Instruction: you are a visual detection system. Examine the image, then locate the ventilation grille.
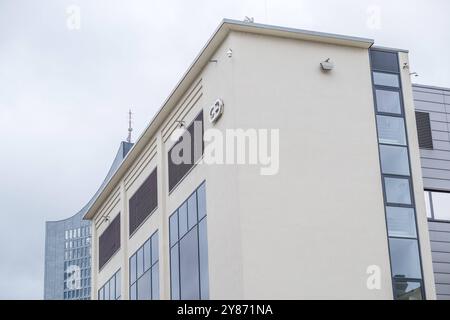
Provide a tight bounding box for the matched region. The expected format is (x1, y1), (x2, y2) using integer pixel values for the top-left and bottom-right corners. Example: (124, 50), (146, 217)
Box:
(415, 111), (433, 149)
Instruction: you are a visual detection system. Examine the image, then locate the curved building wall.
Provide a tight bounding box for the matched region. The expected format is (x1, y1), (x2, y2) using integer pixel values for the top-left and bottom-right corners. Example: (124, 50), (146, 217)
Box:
(44, 141), (133, 300)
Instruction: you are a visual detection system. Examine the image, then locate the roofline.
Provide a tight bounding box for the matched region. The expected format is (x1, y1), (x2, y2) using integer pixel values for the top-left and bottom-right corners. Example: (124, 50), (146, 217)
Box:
(413, 83), (450, 93)
(83, 19), (375, 220)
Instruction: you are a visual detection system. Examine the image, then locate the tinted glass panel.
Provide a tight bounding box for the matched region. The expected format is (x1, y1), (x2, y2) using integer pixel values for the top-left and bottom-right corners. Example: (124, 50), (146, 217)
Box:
(187, 192), (198, 230)
(197, 183), (207, 220)
(179, 227), (200, 299)
(385, 177), (412, 205)
(137, 270), (151, 300)
(376, 89), (401, 114)
(152, 262), (160, 300)
(130, 283), (137, 300)
(386, 206), (417, 238)
(151, 234), (159, 265)
(178, 203), (188, 238)
(115, 272), (121, 299)
(393, 280), (423, 300)
(169, 212), (179, 247)
(379, 145), (410, 176)
(373, 72), (399, 87)
(371, 50), (399, 72)
(199, 218), (209, 299)
(377, 116), (406, 145)
(143, 239), (151, 271)
(137, 248), (144, 278)
(431, 192), (450, 220)
(389, 238), (422, 279)
(130, 255), (136, 284)
(170, 244), (180, 300)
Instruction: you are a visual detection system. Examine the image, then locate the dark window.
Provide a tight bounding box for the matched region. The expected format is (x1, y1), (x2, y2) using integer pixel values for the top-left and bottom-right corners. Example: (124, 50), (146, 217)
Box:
(99, 214), (120, 270)
(170, 182), (209, 300)
(129, 231), (159, 300)
(415, 112), (433, 149)
(129, 168), (158, 235)
(168, 112), (204, 192)
(370, 50), (399, 72)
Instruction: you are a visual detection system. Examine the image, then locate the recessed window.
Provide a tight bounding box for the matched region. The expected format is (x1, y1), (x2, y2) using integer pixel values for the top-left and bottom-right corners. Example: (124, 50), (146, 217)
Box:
(379, 145), (410, 176)
(384, 177), (412, 205)
(373, 72), (399, 88)
(376, 89), (401, 114)
(377, 116), (407, 145)
(389, 238), (422, 279)
(386, 206), (417, 238)
(98, 214), (121, 270)
(370, 50), (399, 73)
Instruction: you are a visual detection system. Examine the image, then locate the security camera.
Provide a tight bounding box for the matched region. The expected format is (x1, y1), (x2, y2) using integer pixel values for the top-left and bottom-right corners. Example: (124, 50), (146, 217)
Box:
(226, 49), (233, 58)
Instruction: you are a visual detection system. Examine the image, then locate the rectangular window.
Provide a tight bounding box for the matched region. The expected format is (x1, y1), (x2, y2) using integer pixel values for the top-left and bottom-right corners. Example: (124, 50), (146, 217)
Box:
(379, 145), (410, 176)
(168, 111), (204, 192)
(170, 182), (209, 300)
(377, 115), (407, 145)
(129, 231), (159, 300)
(430, 191), (450, 221)
(386, 206), (417, 238)
(393, 280), (423, 300)
(98, 270), (121, 300)
(389, 238), (422, 279)
(370, 50), (400, 73)
(384, 177), (412, 205)
(98, 214), (121, 270)
(373, 72), (400, 88)
(415, 112), (433, 149)
(129, 168), (158, 235)
(375, 89), (401, 114)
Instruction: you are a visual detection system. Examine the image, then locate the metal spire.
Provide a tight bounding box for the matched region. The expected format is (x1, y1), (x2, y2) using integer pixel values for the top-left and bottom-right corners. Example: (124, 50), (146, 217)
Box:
(127, 109), (133, 143)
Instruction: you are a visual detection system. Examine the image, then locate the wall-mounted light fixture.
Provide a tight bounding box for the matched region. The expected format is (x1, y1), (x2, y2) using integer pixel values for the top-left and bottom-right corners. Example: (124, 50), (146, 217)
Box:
(320, 58), (334, 71)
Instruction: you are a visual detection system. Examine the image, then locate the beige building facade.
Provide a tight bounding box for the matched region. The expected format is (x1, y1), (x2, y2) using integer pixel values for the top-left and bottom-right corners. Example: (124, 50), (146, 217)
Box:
(84, 20), (436, 300)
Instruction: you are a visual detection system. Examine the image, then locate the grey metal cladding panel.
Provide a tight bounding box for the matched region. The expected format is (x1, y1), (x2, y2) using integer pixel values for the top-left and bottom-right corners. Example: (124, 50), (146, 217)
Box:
(430, 241), (450, 253)
(445, 95), (450, 104)
(432, 251), (450, 263)
(432, 140), (450, 151)
(434, 273), (450, 284)
(428, 112), (448, 122)
(437, 294), (450, 300)
(432, 130), (450, 141)
(421, 158), (450, 171)
(415, 100), (446, 113)
(433, 262), (450, 274)
(413, 91), (445, 104)
(429, 230), (450, 242)
(436, 284), (450, 295)
(429, 221), (450, 232)
(422, 168), (450, 180)
(420, 149), (450, 161)
(430, 121), (449, 132)
(422, 178), (450, 191)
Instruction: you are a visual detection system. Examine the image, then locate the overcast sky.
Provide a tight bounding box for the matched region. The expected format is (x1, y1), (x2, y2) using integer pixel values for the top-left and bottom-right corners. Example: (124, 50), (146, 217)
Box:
(0, 0), (449, 299)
